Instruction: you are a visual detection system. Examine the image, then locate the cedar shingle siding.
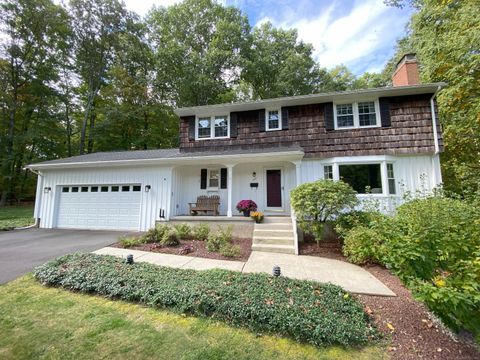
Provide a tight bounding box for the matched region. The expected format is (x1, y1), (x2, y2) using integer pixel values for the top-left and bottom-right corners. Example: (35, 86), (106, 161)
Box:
(179, 94), (442, 158)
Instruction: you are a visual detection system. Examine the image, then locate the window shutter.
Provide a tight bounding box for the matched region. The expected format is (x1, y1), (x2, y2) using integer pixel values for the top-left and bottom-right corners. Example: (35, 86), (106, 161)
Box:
(230, 112), (238, 138)
(200, 169), (207, 189)
(186, 116), (196, 140)
(281, 107), (289, 130)
(258, 109), (266, 132)
(324, 102), (334, 131)
(379, 97), (391, 127)
(220, 168), (227, 189)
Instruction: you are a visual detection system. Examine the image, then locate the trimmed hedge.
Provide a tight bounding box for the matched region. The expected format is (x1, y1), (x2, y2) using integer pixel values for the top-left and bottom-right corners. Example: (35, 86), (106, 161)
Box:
(34, 253), (378, 347)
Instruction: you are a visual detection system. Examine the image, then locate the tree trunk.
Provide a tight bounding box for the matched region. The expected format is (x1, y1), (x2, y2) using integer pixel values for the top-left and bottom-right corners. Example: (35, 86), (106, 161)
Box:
(87, 102), (96, 153)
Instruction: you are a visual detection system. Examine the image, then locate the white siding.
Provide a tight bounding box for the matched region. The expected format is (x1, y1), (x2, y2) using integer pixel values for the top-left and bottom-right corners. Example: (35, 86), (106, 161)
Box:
(36, 165), (172, 231)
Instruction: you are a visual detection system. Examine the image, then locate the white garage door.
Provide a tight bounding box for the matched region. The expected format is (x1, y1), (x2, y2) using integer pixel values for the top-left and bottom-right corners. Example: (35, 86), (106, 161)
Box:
(55, 184), (142, 230)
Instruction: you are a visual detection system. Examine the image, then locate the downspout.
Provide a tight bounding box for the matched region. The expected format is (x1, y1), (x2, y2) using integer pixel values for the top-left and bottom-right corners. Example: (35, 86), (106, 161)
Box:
(430, 85), (442, 155)
(25, 167), (42, 228)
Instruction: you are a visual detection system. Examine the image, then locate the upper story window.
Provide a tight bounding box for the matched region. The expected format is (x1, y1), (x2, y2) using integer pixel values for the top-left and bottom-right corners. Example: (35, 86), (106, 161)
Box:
(334, 100), (379, 129)
(196, 115), (229, 140)
(266, 109), (282, 131)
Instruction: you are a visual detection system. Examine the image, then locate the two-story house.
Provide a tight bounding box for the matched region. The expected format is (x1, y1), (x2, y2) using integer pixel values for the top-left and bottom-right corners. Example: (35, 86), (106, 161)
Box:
(28, 54), (444, 238)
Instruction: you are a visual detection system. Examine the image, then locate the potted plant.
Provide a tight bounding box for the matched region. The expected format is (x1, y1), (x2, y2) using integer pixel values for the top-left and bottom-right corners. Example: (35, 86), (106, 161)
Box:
(250, 211), (264, 223)
(236, 200), (257, 217)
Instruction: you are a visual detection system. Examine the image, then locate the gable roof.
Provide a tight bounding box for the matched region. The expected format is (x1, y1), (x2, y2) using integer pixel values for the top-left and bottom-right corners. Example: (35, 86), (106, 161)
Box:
(175, 83), (445, 117)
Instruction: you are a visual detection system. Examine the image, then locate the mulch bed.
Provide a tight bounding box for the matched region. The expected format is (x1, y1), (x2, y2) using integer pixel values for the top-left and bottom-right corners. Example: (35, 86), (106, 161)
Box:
(300, 237), (480, 360)
(112, 237), (252, 262)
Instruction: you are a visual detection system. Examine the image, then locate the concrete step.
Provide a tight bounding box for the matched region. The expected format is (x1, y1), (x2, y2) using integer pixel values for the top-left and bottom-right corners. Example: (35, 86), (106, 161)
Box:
(253, 237), (294, 245)
(251, 243), (295, 254)
(262, 217), (292, 224)
(254, 223), (293, 230)
(253, 229), (294, 238)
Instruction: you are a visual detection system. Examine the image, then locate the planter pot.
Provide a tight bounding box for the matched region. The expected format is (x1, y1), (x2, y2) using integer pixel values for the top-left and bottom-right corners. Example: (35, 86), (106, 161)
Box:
(243, 210), (250, 217)
(255, 219), (262, 224)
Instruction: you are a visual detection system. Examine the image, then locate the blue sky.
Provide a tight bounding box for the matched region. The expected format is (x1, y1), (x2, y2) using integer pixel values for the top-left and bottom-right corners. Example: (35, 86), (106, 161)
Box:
(123, 0), (414, 75)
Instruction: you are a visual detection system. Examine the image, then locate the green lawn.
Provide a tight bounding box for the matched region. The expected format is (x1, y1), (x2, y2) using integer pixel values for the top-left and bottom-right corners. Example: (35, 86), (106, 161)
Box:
(0, 276), (387, 360)
(0, 205), (34, 230)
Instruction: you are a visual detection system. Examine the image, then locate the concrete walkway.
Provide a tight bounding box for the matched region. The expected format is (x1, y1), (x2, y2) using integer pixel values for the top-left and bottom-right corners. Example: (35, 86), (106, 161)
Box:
(93, 247), (395, 297)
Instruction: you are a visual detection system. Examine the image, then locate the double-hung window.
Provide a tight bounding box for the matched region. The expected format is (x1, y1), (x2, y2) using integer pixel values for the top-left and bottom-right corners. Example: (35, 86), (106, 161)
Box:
(387, 163), (396, 194)
(196, 115), (229, 139)
(266, 109), (282, 131)
(208, 169), (220, 189)
(324, 165), (333, 180)
(335, 100), (379, 129)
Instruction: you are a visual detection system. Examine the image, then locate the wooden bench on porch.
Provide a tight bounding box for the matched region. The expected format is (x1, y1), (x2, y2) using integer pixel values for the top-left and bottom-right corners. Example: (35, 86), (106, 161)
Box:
(189, 195), (220, 216)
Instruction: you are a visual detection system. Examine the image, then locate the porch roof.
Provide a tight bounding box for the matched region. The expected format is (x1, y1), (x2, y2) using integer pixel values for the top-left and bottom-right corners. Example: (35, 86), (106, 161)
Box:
(27, 146), (304, 170)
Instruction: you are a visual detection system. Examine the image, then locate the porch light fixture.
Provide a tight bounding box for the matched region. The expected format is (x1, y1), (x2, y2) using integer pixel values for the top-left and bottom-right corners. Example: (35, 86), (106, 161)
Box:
(252, 172), (257, 179)
(272, 265), (281, 277)
(145, 185), (151, 192)
(43, 186), (51, 194)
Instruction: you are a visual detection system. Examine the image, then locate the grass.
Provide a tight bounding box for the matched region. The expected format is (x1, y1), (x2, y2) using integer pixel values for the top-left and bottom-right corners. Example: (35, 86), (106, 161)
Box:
(0, 275), (387, 360)
(0, 205), (34, 230)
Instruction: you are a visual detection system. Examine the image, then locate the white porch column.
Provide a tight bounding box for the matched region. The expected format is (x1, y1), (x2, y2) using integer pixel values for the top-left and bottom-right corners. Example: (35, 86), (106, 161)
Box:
(293, 161), (302, 186)
(380, 161), (388, 196)
(332, 162), (340, 181)
(226, 164), (234, 217)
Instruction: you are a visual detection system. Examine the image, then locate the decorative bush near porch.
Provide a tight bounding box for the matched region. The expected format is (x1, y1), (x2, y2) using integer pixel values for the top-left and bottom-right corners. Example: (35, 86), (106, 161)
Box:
(34, 253), (379, 347)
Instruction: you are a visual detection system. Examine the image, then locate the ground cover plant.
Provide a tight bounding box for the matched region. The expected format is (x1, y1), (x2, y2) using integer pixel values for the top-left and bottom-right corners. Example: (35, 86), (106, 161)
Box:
(34, 253), (379, 347)
(0, 205), (34, 230)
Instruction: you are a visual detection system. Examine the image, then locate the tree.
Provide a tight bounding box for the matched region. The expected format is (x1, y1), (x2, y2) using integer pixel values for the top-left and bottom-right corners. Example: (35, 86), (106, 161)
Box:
(242, 22), (329, 99)
(291, 180), (358, 245)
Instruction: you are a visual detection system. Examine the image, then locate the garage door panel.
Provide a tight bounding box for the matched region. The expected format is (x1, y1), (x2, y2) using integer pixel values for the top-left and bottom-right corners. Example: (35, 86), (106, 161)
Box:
(56, 184), (141, 230)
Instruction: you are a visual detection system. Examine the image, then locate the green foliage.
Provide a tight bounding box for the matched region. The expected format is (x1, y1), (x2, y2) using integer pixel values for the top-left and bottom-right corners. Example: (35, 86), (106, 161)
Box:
(339, 195), (480, 336)
(141, 224), (170, 243)
(206, 225), (233, 252)
(219, 244), (241, 258)
(291, 180), (358, 243)
(119, 236), (142, 248)
(192, 223), (210, 241)
(160, 227), (179, 246)
(34, 253), (379, 347)
(0, 205), (34, 230)
(173, 223), (192, 240)
(335, 210), (386, 240)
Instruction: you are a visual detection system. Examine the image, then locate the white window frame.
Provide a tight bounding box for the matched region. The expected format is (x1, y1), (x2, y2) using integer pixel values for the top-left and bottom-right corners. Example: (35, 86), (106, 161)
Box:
(207, 168), (220, 190)
(334, 100), (380, 130)
(195, 115), (230, 140)
(265, 109), (282, 131)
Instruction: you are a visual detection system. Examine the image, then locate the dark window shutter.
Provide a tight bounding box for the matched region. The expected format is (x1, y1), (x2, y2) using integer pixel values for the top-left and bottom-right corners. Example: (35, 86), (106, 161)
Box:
(200, 169), (207, 189)
(230, 112), (238, 138)
(258, 109), (266, 132)
(220, 168), (227, 189)
(379, 97), (391, 127)
(281, 107), (289, 130)
(324, 102), (334, 131)
(186, 116), (196, 140)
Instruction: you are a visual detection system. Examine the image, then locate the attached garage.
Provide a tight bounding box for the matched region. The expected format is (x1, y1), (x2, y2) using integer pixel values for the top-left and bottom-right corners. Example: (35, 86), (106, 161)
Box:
(55, 184), (142, 230)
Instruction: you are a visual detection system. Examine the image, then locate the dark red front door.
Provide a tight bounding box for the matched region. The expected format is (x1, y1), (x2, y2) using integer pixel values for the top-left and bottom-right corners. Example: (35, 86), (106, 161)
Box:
(266, 170), (282, 207)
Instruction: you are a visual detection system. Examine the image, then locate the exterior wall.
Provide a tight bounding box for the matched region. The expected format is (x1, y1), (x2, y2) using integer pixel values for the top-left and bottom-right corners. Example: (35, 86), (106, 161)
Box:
(35, 165), (172, 231)
(172, 161), (296, 216)
(179, 94), (442, 157)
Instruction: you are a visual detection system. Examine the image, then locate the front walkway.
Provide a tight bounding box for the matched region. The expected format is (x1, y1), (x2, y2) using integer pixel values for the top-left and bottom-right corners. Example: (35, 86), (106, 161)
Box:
(93, 247), (395, 297)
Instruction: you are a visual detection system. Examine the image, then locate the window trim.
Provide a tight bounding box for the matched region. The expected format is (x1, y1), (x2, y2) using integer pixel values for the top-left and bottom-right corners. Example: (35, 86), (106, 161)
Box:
(195, 115), (230, 140)
(265, 109), (282, 131)
(333, 99), (380, 130)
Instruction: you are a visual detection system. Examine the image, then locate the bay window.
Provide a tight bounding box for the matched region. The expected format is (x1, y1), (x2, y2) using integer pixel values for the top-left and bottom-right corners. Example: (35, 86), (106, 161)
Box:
(339, 164), (382, 194)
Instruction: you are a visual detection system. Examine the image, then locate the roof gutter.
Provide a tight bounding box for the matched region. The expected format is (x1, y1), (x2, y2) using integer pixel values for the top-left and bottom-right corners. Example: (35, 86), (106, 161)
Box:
(430, 85), (443, 154)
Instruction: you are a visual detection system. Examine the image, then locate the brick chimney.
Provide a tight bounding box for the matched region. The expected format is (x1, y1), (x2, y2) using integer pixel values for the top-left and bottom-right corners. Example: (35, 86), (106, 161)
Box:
(392, 53), (420, 86)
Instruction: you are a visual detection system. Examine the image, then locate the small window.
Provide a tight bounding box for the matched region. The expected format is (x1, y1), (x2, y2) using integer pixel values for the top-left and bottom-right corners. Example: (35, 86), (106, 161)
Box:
(91, 186), (98, 192)
(266, 110), (281, 130)
(387, 163), (396, 195)
(358, 101), (377, 126)
(101, 186), (109, 192)
(132, 185), (141, 192)
(209, 169), (219, 188)
(214, 116), (228, 137)
(336, 104), (354, 128)
(122, 185), (130, 192)
(324, 165), (333, 180)
(339, 164), (382, 194)
(197, 117), (211, 139)
(62, 187), (69, 193)
(71, 187), (79, 192)
(81, 186), (88, 192)
(111, 186), (119, 192)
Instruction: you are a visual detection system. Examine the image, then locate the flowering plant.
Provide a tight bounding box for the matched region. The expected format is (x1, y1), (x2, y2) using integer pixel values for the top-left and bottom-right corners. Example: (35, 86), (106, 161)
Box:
(250, 211), (264, 223)
(236, 200), (257, 212)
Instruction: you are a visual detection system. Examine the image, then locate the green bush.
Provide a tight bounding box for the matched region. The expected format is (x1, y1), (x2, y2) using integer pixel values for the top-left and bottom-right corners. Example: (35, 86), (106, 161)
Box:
(342, 226), (387, 265)
(142, 224), (171, 243)
(119, 236), (142, 248)
(173, 223), (192, 240)
(219, 243), (241, 258)
(335, 210), (386, 240)
(291, 180), (358, 244)
(206, 225), (233, 252)
(192, 223), (210, 241)
(33, 253), (379, 347)
(160, 228), (179, 246)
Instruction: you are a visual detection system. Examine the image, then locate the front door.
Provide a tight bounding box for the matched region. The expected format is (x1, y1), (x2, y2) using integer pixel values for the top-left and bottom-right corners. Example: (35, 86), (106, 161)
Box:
(266, 169), (282, 208)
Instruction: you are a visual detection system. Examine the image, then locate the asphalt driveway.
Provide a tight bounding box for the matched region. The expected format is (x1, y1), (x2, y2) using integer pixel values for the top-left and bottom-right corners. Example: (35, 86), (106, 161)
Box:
(0, 228), (131, 284)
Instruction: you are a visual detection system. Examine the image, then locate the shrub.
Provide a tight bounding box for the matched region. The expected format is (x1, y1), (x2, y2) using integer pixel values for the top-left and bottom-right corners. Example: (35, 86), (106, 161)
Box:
(118, 236), (142, 248)
(173, 223), (192, 240)
(335, 210), (385, 240)
(219, 243), (241, 258)
(192, 223), (210, 241)
(291, 180), (358, 244)
(342, 226), (387, 265)
(206, 225), (233, 252)
(160, 228), (179, 246)
(34, 253), (379, 347)
(142, 224), (170, 243)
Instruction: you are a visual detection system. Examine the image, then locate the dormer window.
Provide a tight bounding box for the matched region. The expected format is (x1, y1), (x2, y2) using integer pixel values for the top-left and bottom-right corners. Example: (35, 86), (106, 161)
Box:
(334, 100), (379, 129)
(196, 115), (229, 140)
(266, 109), (282, 131)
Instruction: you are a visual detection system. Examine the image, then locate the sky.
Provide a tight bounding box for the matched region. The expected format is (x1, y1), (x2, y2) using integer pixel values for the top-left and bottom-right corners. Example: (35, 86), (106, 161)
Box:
(122, 0), (414, 75)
